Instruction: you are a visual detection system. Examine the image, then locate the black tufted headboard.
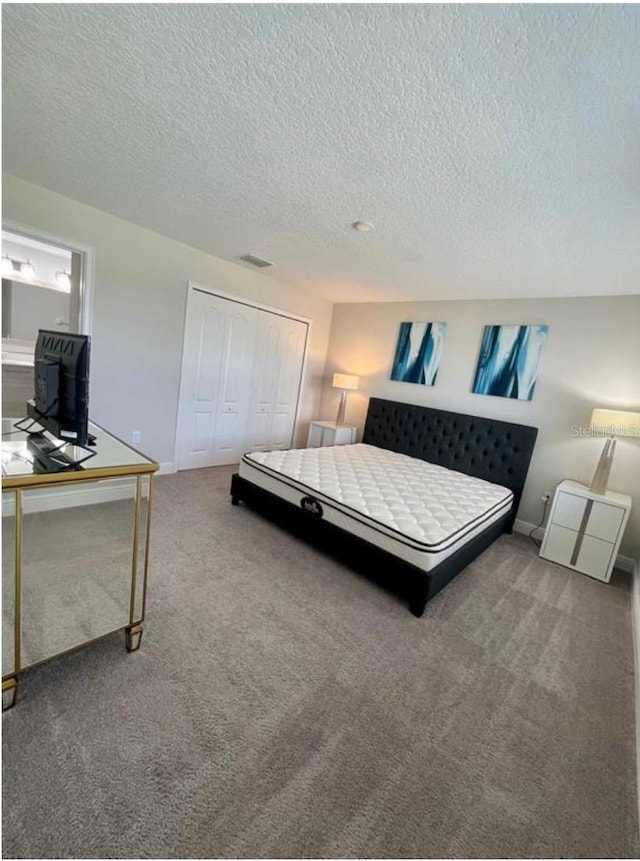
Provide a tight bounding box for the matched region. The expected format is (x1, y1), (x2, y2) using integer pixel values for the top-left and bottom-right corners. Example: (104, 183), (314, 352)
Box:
(362, 398), (538, 517)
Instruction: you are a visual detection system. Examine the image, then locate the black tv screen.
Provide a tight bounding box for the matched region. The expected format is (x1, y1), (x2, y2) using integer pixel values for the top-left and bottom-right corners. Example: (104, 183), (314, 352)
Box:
(27, 330), (91, 446)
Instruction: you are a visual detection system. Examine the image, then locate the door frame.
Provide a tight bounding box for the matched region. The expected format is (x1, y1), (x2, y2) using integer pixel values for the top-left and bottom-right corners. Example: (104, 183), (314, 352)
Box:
(174, 281), (312, 469)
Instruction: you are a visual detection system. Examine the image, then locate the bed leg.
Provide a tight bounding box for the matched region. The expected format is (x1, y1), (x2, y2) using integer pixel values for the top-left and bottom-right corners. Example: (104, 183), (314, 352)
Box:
(409, 588), (428, 618)
(231, 495), (239, 506)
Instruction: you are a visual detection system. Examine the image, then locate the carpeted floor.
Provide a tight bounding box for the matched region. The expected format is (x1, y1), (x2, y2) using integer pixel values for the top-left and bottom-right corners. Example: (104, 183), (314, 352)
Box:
(2, 465), (638, 859)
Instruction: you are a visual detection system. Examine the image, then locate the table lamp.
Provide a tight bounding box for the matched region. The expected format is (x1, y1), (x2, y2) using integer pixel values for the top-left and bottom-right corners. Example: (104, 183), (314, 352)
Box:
(589, 408), (640, 494)
(332, 373), (359, 425)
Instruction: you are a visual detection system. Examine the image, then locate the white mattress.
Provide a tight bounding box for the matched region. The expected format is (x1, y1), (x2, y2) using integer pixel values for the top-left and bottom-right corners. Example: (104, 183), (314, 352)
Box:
(239, 443), (513, 573)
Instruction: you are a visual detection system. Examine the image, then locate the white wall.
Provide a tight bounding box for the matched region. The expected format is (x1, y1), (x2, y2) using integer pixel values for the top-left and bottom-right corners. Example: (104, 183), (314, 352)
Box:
(2, 174), (334, 467)
(322, 296), (640, 557)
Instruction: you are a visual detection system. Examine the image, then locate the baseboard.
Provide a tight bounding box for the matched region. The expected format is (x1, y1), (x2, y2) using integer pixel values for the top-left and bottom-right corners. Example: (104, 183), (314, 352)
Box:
(157, 461), (176, 475)
(615, 554), (636, 574)
(513, 518), (540, 539)
(631, 560), (640, 843)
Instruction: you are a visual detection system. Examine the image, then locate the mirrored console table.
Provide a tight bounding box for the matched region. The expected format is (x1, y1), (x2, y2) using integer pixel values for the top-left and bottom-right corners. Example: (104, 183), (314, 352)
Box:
(2, 419), (158, 710)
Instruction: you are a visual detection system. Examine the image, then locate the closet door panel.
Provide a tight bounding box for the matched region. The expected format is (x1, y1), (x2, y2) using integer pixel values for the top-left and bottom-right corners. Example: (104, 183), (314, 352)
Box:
(177, 292), (256, 468)
(192, 410), (214, 454)
(177, 294), (225, 468)
(210, 306), (256, 464)
(269, 318), (307, 448)
(246, 412), (271, 451)
(252, 319), (279, 409)
(246, 317), (280, 451)
(277, 323), (306, 405)
(191, 308), (222, 452)
(195, 308), (224, 404)
(245, 314), (307, 451)
(178, 287), (307, 468)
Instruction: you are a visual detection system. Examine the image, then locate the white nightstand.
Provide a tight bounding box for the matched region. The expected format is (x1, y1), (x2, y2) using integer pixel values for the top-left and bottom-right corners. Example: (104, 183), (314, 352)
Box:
(539, 480), (631, 582)
(307, 421), (357, 448)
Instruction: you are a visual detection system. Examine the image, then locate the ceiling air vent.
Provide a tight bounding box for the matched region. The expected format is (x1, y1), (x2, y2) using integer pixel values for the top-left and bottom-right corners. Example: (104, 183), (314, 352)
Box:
(238, 253), (273, 268)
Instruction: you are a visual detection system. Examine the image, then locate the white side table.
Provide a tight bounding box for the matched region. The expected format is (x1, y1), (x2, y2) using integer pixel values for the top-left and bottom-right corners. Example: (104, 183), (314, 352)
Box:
(307, 421), (357, 448)
(539, 479), (631, 582)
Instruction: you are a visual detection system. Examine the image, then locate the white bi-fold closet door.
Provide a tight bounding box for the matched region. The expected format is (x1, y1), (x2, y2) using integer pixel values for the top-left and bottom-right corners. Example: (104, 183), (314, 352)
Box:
(176, 285), (308, 470)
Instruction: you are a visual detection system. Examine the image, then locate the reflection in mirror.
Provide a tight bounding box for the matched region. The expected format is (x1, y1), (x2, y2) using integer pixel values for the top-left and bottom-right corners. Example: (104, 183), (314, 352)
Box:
(20, 478), (138, 668)
(2, 279), (71, 340)
(2, 492), (16, 677)
(132, 475), (152, 623)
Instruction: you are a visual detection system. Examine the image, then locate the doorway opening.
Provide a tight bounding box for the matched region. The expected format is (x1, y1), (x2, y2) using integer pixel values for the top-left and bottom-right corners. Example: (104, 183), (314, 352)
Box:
(1, 226), (92, 416)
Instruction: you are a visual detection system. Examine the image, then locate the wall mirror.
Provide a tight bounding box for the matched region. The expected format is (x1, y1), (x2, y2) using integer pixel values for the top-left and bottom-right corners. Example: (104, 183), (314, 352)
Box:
(1, 228), (89, 416)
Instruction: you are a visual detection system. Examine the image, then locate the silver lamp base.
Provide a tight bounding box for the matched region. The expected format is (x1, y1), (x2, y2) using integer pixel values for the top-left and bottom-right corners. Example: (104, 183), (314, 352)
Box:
(590, 437), (616, 495)
(335, 391), (348, 426)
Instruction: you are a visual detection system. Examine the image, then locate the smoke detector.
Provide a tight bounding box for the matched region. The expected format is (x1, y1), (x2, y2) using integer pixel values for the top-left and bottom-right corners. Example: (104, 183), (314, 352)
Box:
(352, 221), (375, 233)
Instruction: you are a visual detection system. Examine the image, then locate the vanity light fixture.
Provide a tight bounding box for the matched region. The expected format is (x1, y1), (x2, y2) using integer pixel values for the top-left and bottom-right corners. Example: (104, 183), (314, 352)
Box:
(19, 260), (35, 280)
(55, 271), (72, 289)
(1, 256), (36, 280)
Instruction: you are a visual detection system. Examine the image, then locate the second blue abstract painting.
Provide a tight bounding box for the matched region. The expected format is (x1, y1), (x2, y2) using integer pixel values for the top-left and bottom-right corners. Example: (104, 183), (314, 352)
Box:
(472, 324), (548, 401)
(390, 321), (447, 385)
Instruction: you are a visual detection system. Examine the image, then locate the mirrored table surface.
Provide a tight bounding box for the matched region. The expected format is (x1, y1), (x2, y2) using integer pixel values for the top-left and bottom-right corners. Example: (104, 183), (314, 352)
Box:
(2, 418), (157, 487)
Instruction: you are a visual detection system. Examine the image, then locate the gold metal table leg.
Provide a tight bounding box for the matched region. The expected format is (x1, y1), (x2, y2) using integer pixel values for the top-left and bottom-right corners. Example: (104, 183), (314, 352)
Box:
(125, 624), (144, 652)
(2, 677), (18, 711)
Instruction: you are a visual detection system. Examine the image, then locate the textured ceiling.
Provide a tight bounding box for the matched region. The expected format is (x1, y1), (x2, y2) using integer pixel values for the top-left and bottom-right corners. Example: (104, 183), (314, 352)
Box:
(3, 4), (639, 303)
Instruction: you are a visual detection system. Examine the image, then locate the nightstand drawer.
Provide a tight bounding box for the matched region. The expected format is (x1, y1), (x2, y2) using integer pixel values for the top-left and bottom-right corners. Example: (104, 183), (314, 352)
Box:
(543, 524), (616, 582)
(553, 492), (625, 541)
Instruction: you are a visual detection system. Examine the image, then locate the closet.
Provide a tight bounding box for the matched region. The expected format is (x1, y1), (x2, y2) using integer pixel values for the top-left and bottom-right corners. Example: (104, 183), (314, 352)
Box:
(176, 285), (308, 469)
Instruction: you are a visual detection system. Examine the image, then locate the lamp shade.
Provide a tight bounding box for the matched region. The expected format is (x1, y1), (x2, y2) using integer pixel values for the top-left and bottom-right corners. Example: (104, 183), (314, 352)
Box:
(332, 373), (359, 391)
(590, 409), (640, 438)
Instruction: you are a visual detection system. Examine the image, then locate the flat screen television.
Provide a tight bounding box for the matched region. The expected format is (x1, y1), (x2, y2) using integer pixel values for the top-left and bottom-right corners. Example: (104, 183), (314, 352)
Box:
(26, 329), (91, 446)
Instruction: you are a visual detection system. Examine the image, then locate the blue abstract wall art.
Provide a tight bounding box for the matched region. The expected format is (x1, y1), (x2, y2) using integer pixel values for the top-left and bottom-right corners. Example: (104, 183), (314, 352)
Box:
(390, 321), (447, 385)
(472, 324), (548, 401)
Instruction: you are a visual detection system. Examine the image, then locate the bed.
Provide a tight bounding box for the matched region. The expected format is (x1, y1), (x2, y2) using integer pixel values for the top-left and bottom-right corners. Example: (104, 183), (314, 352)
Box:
(230, 398), (538, 616)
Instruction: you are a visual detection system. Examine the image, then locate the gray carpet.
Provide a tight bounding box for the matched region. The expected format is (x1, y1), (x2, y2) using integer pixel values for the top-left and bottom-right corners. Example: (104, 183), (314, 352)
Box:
(2, 465), (638, 859)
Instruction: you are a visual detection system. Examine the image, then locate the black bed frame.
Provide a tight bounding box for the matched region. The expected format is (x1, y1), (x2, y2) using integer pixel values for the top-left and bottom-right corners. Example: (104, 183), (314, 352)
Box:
(230, 398), (538, 616)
